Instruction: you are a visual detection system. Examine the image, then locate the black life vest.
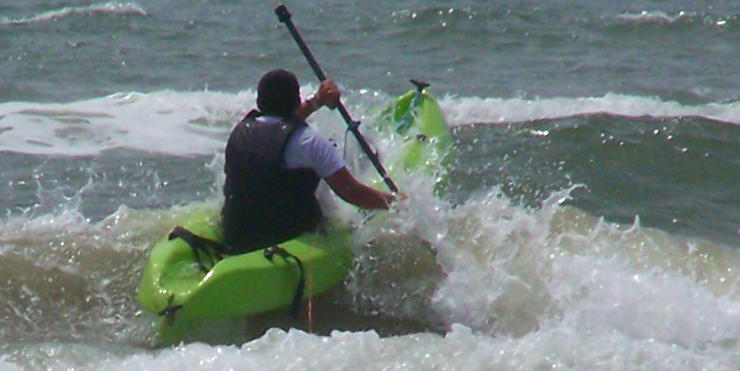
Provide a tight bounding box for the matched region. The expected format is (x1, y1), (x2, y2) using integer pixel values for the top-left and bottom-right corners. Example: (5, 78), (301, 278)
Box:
(221, 110), (322, 253)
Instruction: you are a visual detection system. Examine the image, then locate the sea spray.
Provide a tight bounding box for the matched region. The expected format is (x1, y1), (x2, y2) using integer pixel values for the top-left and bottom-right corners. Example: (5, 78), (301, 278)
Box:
(336, 153), (740, 351)
(0, 173), (222, 348)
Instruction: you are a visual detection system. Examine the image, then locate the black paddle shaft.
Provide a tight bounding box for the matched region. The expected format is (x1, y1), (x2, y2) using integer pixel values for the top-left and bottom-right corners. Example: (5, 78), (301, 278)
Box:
(274, 4), (399, 193)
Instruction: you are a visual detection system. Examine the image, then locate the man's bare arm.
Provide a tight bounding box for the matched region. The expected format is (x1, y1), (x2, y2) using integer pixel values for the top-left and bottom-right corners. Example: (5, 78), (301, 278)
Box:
(325, 167), (395, 210)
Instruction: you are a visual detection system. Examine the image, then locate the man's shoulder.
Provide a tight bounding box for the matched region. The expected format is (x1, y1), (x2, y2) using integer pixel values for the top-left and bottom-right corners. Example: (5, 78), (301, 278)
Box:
(287, 126), (335, 157)
(283, 124), (343, 177)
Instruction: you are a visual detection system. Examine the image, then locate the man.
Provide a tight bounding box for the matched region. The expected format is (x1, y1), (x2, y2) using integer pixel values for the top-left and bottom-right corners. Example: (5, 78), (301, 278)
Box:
(221, 69), (396, 253)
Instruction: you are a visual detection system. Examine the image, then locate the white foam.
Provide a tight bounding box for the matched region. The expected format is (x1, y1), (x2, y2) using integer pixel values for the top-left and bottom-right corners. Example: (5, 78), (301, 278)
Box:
(314, 139), (740, 366)
(426, 189), (740, 338)
(2, 90), (738, 156)
(0, 87), (372, 156)
(1, 2), (147, 26)
(0, 90), (249, 156)
(334, 168), (740, 363)
(614, 10), (695, 25)
(88, 321), (738, 370)
(439, 93), (740, 126)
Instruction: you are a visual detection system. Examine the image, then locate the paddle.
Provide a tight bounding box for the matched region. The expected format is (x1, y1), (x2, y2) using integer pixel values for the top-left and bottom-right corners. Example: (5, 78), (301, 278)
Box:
(273, 3), (399, 194)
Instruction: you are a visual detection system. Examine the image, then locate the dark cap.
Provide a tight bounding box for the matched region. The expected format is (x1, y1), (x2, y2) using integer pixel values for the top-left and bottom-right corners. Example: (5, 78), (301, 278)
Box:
(257, 69), (301, 117)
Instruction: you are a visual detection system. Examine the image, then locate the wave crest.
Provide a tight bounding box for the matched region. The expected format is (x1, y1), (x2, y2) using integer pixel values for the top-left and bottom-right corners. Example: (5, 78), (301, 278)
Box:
(614, 10), (737, 28)
(1, 2), (147, 26)
(439, 93), (740, 127)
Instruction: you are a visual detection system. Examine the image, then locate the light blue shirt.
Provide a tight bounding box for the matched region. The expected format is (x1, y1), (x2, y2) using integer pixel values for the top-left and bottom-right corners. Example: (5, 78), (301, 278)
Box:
(256, 115), (345, 178)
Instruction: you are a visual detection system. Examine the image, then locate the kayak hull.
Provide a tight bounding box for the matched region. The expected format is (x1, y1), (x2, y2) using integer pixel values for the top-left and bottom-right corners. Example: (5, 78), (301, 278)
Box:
(136, 206), (352, 327)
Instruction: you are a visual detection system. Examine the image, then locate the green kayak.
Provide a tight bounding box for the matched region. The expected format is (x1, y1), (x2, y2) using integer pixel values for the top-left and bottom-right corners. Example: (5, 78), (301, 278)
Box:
(136, 82), (451, 344)
(377, 80), (453, 172)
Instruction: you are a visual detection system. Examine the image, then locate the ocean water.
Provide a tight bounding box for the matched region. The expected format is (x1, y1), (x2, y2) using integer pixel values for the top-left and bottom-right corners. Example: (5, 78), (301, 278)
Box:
(1, 0), (739, 369)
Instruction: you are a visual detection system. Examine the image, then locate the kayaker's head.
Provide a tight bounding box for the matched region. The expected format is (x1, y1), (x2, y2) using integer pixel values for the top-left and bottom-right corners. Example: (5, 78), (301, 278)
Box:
(257, 69), (301, 117)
